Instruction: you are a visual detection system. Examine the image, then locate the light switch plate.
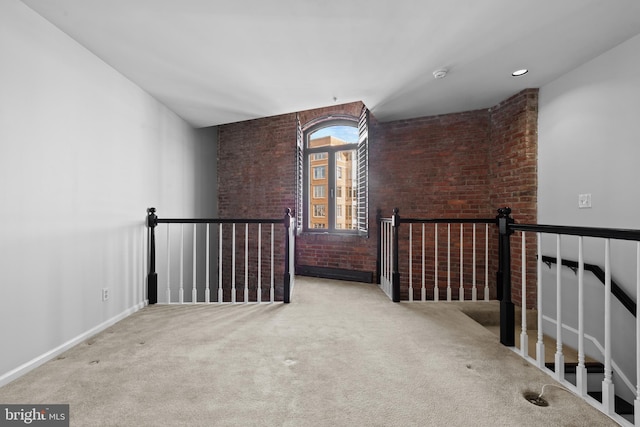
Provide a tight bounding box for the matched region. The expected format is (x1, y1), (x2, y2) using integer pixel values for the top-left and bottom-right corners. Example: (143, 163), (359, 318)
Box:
(578, 193), (592, 209)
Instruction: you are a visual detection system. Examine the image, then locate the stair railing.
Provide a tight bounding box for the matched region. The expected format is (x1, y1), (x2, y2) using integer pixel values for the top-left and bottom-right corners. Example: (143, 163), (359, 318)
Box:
(377, 208), (497, 302)
(146, 207), (295, 304)
(379, 206), (640, 424)
(498, 208), (640, 424)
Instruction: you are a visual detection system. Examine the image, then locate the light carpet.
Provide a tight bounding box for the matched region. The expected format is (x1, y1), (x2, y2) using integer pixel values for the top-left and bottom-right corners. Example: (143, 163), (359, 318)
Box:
(0, 277), (617, 426)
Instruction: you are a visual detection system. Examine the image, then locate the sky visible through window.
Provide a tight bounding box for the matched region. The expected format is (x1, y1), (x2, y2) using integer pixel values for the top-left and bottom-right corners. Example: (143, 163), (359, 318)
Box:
(310, 125), (358, 143)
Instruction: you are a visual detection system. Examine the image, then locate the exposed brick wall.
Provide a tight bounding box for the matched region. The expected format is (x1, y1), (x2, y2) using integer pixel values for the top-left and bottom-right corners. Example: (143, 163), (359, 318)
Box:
(217, 113), (297, 300)
(489, 88), (539, 308)
(218, 113), (297, 218)
(370, 109), (492, 219)
(489, 88), (538, 222)
(371, 109), (498, 300)
(217, 90), (538, 306)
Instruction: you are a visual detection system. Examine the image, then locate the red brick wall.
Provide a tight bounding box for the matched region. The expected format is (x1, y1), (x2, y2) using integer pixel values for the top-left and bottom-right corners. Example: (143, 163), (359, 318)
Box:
(217, 90), (538, 304)
(217, 113), (297, 300)
(218, 112), (297, 218)
(371, 109), (498, 300)
(371, 109), (492, 218)
(489, 88), (539, 307)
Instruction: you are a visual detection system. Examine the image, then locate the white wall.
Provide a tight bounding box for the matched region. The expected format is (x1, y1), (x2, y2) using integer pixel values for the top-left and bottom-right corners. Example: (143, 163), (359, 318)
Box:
(538, 34), (640, 402)
(0, 0), (217, 384)
(539, 34), (640, 229)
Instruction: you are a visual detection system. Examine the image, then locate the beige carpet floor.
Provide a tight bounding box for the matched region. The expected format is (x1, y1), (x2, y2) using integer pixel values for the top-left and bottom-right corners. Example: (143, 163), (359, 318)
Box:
(0, 277), (618, 426)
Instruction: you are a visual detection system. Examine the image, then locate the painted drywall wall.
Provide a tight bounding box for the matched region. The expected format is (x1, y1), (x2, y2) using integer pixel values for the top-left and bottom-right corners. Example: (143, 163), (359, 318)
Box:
(539, 34), (640, 229)
(0, 0), (217, 384)
(538, 34), (640, 402)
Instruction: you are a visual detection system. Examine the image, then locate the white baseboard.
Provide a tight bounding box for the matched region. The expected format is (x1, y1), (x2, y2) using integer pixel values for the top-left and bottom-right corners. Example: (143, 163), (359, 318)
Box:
(0, 302), (145, 388)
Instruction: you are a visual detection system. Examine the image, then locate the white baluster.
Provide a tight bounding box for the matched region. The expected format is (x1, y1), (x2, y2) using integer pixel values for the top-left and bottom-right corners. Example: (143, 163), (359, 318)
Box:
(390, 222), (393, 297)
(459, 224), (464, 301)
(218, 223), (223, 303)
(192, 223), (197, 304)
(179, 224), (184, 304)
(409, 223), (413, 302)
(166, 224), (171, 303)
(520, 232), (528, 358)
(555, 234), (564, 381)
(472, 224), (477, 301)
(232, 223), (236, 304)
(270, 223), (274, 303)
(290, 222), (295, 292)
(536, 232), (545, 369)
(576, 236), (587, 396)
(257, 223), (262, 304)
(421, 224), (426, 301)
(244, 223), (249, 304)
(381, 222), (385, 294)
(635, 241), (640, 423)
(289, 221), (295, 293)
(380, 222), (385, 292)
(447, 223), (451, 301)
(434, 223), (439, 302)
(205, 223), (210, 303)
(387, 222), (392, 297)
(484, 223), (489, 301)
(602, 238), (615, 414)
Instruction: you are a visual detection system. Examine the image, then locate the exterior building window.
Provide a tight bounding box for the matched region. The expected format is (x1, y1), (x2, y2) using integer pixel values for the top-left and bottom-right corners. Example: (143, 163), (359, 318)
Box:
(313, 185), (326, 198)
(313, 166), (326, 179)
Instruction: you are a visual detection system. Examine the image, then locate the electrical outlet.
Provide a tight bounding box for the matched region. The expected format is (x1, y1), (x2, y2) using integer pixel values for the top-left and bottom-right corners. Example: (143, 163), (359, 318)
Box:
(102, 288), (109, 301)
(578, 193), (592, 209)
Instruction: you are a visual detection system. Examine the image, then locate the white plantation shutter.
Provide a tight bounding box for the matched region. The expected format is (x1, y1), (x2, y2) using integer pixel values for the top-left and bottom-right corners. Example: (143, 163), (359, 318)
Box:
(296, 114), (303, 232)
(357, 106), (369, 235)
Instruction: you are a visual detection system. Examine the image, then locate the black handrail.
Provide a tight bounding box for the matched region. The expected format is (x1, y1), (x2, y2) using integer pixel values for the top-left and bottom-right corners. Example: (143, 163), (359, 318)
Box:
(156, 218), (284, 224)
(540, 255), (636, 317)
(512, 223), (640, 242)
(400, 218), (497, 225)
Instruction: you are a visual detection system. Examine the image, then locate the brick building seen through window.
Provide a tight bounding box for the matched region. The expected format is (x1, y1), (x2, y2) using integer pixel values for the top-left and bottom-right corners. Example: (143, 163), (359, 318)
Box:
(307, 132), (358, 230)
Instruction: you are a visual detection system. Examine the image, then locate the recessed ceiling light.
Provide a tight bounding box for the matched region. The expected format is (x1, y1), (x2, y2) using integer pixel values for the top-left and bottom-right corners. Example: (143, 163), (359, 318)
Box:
(512, 69), (529, 77)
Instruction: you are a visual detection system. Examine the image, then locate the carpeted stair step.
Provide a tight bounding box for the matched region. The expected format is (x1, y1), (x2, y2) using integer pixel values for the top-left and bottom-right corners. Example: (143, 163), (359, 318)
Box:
(544, 361), (604, 374)
(545, 361), (634, 418)
(587, 392), (634, 416)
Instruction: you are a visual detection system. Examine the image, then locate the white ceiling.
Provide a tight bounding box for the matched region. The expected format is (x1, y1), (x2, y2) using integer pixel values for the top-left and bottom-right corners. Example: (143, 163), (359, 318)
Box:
(20, 0), (640, 128)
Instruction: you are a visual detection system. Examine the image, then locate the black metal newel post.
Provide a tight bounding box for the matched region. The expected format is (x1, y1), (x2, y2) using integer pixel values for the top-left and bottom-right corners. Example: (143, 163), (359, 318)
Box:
(392, 208), (401, 303)
(147, 207), (158, 305)
(497, 207), (514, 346)
(283, 208), (292, 304)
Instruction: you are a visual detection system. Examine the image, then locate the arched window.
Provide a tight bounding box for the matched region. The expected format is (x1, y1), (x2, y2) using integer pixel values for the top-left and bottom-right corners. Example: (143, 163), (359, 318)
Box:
(296, 107), (369, 234)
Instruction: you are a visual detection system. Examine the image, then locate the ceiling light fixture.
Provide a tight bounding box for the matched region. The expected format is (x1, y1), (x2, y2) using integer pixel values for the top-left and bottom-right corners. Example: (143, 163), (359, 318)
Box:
(512, 69), (529, 77)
